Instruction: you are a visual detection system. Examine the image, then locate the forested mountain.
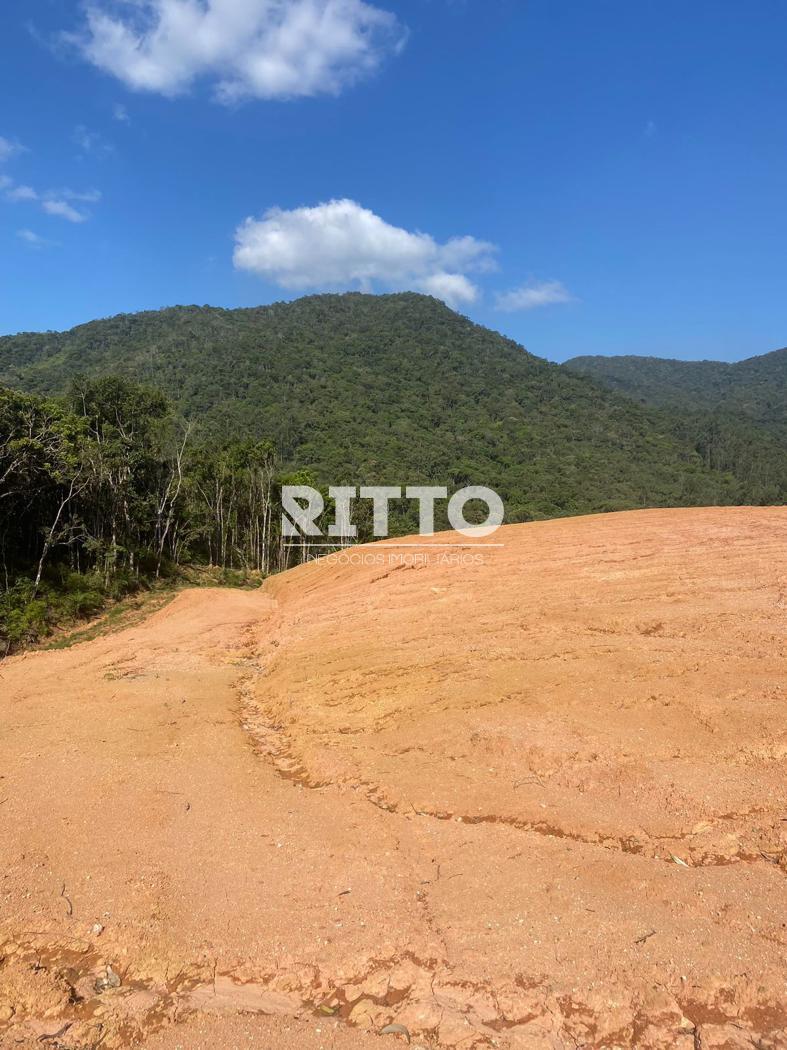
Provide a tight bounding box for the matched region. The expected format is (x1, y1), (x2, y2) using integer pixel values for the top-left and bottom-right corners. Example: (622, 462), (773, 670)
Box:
(2, 293), (785, 652)
(564, 347), (787, 442)
(1, 293), (782, 523)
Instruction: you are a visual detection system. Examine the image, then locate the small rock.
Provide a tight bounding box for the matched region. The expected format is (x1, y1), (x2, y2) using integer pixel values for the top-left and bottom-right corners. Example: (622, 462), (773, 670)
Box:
(91, 923), (104, 936)
(348, 998), (382, 1030)
(95, 965), (121, 993)
(380, 1023), (412, 1043)
(0, 1004), (15, 1023)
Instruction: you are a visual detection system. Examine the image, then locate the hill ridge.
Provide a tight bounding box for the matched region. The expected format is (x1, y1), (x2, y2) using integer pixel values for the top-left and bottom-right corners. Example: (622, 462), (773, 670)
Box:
(1, 292), (785, 517)
(564, 344), (787, 441)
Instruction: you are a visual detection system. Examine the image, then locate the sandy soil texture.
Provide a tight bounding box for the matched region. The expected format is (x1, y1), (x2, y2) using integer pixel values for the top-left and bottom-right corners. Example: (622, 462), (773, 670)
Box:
(0, 508), (785, 1049)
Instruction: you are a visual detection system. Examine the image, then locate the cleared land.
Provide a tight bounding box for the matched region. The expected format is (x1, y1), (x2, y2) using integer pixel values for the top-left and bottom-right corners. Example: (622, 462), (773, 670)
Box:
(0, 508), (785, 1049)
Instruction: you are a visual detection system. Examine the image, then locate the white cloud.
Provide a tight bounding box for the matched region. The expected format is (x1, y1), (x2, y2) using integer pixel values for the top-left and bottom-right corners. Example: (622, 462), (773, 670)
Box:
(73, 124), (114, 157)
(418, 272), (480, 307)
(54, 187), (103, 204)
(113, 103), (130, 122)
(68, 0), (405, 103)
(3, 182), (100, 222)
(0, 137), (23, 164)
(0, 135), (100, 223)
(6, 184), (38, 202)
(495, 280), (574, 312)
(17, 229), (57, 248)
(42, 199), (89, 223)
(233, 198), (496, 308)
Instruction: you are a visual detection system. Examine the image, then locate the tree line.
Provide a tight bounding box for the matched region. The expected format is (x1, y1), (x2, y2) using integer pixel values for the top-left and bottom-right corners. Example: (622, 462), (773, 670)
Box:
(2, 348), (785, 653)
(0, 375), (339, 653)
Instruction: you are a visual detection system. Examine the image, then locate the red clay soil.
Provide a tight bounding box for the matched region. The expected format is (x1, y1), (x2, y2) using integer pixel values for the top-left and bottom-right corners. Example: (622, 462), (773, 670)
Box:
(0, 508), (785, 1050)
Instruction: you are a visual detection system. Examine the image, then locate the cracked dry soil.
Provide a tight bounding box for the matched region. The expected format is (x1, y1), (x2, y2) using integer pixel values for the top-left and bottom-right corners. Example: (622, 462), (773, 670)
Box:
(1, 508), (786, 1049)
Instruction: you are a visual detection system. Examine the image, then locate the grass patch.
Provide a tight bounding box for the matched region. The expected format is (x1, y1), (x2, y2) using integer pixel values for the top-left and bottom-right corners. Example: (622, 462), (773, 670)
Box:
(43, 586), (180, 651)
(1, 565), (265, 657)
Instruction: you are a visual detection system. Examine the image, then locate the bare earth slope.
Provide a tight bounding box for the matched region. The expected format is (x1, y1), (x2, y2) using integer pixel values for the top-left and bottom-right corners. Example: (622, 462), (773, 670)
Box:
(0, 508), (785, 1050)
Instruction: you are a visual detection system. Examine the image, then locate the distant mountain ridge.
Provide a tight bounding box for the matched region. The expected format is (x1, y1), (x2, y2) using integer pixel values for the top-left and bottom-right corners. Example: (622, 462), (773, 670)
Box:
(1, 292), (785, 517)
(564, 346), (787, 442)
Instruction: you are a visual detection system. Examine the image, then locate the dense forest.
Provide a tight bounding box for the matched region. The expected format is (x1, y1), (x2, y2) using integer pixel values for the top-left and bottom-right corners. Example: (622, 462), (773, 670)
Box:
(0, 376), (311, 652)
(1, 293), (785, 653)
(4, 294), (785, 509)
(565, 346), (787, 443)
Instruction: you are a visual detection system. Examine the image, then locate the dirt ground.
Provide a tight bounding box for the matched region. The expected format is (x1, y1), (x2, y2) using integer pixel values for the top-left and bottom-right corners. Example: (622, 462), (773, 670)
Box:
(0, 507), (785, 1049)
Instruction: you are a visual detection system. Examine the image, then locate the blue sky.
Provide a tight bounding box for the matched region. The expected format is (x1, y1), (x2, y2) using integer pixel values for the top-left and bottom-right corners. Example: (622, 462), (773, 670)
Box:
(1, 0), (786, 363)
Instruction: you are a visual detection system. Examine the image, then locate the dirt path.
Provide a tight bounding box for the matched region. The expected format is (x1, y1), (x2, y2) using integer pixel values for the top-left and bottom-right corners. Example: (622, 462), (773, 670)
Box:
(0, 508), (785, 1049)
